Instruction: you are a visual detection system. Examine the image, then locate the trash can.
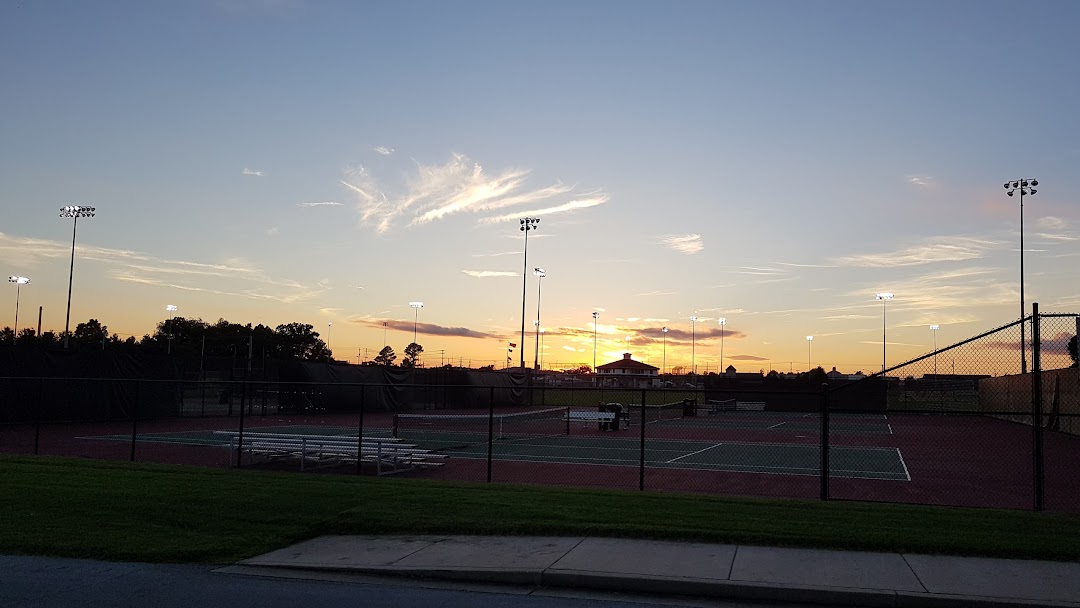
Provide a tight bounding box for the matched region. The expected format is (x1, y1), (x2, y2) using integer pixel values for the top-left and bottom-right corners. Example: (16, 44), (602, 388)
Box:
(682, 398), (696, 417)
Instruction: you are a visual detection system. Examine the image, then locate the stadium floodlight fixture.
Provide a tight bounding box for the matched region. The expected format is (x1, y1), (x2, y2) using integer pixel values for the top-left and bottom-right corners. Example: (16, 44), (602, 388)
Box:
(518, 217), (540, 369)
(165, 304), (178, 354)
(8, 276), (30, 338)
(718, 318), (727, 375)
(690, 315), (698, 375)
(806, 335), (813, 372)
(409, 302), (424, 344)
(1004, 177), (1039, 374)
(930, 324), (940, 376)
(58, 205), (96, 348)
(592, 311), (600, 372)
(533, 267), (546, 370)
(875, 293), (894, 374)
(661, 326), (668, 375)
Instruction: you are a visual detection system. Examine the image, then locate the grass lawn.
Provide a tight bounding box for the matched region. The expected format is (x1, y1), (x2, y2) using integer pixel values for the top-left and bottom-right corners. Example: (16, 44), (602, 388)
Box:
(2, 454), (1079, 564)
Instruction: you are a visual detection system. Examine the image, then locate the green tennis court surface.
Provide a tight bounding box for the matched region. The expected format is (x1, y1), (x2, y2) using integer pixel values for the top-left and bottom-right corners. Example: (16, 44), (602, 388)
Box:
(653, 413), (893, 435)
(84, 423), (909, 481)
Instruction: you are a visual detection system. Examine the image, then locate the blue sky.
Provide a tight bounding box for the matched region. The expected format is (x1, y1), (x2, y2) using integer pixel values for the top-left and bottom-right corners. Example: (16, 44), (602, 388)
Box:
(2, 0), (1079, 373)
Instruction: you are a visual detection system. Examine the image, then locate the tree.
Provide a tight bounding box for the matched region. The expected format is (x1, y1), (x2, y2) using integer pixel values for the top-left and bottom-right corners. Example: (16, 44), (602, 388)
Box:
(275, 322), (329, 361)
(1069, 335), (1078, 368)
(72, 319), (108, 348)
(373, 345), (396, 366)
(402, 342), (424, 368)
(564, 364), (592, 374)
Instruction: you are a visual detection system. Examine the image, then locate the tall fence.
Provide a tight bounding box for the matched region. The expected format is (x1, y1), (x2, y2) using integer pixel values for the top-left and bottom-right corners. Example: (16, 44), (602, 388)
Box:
(1, 309), (1077, 513)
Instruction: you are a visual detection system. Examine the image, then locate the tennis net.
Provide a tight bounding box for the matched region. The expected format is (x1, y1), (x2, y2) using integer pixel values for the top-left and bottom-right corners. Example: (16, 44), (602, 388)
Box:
(393, 407), (568, 448)
(625, 401), (687, 424)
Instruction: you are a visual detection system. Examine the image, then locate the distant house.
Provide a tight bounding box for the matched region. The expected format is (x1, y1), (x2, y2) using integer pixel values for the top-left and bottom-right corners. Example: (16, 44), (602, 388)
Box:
(596, 353), (659, 388)
(722, 365), (765, 380)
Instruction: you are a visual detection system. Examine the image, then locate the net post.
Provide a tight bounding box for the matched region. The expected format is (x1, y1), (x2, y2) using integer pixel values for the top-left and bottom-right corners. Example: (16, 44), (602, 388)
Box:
(1032, 303), (1044, 512)
(357, 384), (365, 476)
(639, 388), (647, 491)
(130, 379), (140, 462)
(487, 386), (495, 483)
(820, 382), (829, 501)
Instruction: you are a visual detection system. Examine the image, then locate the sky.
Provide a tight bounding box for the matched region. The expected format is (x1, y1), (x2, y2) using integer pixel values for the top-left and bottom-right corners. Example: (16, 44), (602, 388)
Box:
(2, 0), (1079, 374)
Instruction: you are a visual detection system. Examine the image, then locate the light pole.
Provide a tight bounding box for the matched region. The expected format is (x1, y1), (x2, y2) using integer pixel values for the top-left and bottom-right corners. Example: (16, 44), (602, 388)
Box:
(690, 315), (698, 375)
(327, 321), (332, 362)
(539, 328), (545, 370)
(661, 327), (668, 375)
(625, 335), (630, 354)
(409, 302), (423, 344)
(8, 276), (30, 339)
(592, 311), (599, 372)
(533, 267), (545, 370)
(165, 304), (177, 354)
(875, 292), (894, 374)
(718, 318), (727, 374)
(58, 205), (96, 348)
(806, 335), (813, 372)
(1005, 178), (1038, 374)
(383, 321), (388, 348)
(518, 217), (539, 369)
(930, 324), (940, 377)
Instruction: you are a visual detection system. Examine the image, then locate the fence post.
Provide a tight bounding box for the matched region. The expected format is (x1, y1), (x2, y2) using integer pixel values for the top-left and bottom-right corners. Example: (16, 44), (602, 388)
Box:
(820, 383), (829, 501)
(639, 388), (647, 491)
(236, 381), (246, 468)
(130, 379), (140, 462)
(487, 386), (495, 483)
(356, 384), (365, 475)
(1032, 303), (1044, 512)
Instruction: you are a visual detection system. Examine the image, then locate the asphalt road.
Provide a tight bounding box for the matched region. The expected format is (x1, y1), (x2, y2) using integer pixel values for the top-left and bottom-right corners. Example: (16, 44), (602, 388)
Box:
(0, 554), (807, 608)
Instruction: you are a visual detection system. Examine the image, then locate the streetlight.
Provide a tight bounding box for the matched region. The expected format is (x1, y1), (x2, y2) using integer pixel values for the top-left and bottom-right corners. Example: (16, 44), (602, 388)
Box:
(539, 327), (545, 370)
(592, 311), (600, 372)
(58, 205), (96, 348)
(533, 267), (545, 370)
(1005, 178), (1038, 374)
(875, 292), (894, 374)
(930, 324), (940, 377)
(690, 315), (698, 375)
(409, 302), (423, 344)
(661, 327), (668, 375)
(718, 318), (727, 374)
(165, 304), (177, 354)
(8, 276), (30, 339)
(518, 217), (540, 369)
(806, 335), (813, 372)
(327, 321), (332, 362)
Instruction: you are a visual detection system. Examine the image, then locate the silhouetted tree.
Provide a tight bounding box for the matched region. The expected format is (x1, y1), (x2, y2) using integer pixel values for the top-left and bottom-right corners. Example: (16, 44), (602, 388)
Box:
(275, 322), (329, 360)
(373, 346), (396, 366)
(1069, 335), (1078, 368)
(72, 319), (108, 348)
(402, 342), (424, 368)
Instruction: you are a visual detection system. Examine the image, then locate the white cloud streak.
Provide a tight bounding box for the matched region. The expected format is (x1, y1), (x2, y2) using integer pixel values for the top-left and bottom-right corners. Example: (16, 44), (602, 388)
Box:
(461, 270), (517, 278)
(298, 201), (343, 207)
(834, 237), (1003, 268)
(242, 168), (264, 176)
(373, 146), (394, 156)
(658, 234), (704, 255)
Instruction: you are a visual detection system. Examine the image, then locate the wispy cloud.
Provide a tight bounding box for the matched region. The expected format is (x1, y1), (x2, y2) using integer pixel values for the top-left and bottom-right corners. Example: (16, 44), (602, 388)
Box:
(266, 227), (279, 237)
(373, 146), (394, 156)
(461, 270), (517, 278)
(342, 153), (608, 232)
(298, 201), (343, 208)
(906, 175), (933, 186)
(729, 354), (769, 361)
(1035, 216), (1078, 242)
(242, 168), (265, 177)
(356, 319), (498, 339)
(636, 290), (676, 297)
(658, 234), (703, 255)
(471, 250), (520, 258)
(834, 237), (1003, 268)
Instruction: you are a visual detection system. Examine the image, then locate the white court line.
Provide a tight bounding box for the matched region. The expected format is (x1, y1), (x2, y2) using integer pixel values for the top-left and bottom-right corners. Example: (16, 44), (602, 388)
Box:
(897, 448), (911, 481)
(767, 421), (790, 429)
(665, 442), (724, 464)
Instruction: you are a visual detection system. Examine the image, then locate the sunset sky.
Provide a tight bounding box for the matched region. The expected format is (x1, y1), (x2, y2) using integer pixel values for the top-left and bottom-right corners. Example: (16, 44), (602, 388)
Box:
(2, 1), (1079, 374)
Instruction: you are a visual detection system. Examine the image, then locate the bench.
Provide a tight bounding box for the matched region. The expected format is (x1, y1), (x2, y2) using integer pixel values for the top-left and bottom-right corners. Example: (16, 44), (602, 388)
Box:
(215, 431), (446, 475)
(566, 406), (627, 430)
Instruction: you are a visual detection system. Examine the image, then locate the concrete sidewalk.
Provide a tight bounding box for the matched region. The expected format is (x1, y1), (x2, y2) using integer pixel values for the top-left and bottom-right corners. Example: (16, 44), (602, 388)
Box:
(235, 535), (1080, 608)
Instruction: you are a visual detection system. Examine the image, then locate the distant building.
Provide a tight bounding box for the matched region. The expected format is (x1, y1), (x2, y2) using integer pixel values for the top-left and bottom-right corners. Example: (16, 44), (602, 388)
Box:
(596, 353), (659, 388)
(722, 365), (765, 380)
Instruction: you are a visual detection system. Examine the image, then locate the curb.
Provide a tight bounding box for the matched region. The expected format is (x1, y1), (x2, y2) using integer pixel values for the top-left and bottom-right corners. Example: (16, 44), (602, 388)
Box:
(230, 563), (1080, 608)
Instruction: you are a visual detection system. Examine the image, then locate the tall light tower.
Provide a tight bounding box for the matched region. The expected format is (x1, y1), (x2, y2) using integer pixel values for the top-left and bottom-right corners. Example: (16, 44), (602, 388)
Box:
(533, 267), (545, 370)
(539, 328), (545, 370)
(806, 335), (813, 372)
(165, 304), (177, 354)
(690, 315), (698, 375)
(718, 318), (727, 374)
(661, 326), (668, 375)
(8, 276), (30, 339)
(518, 217), (539, 369)
(875, 292), (894, 374)
(327, 321), (333, 362)
(58, 205), (96, 348)
(409, 302), (423, 344)
(592, 311), (599, 372)
(930, 324), (940, 377)
(1005, 178), (1038, 374)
